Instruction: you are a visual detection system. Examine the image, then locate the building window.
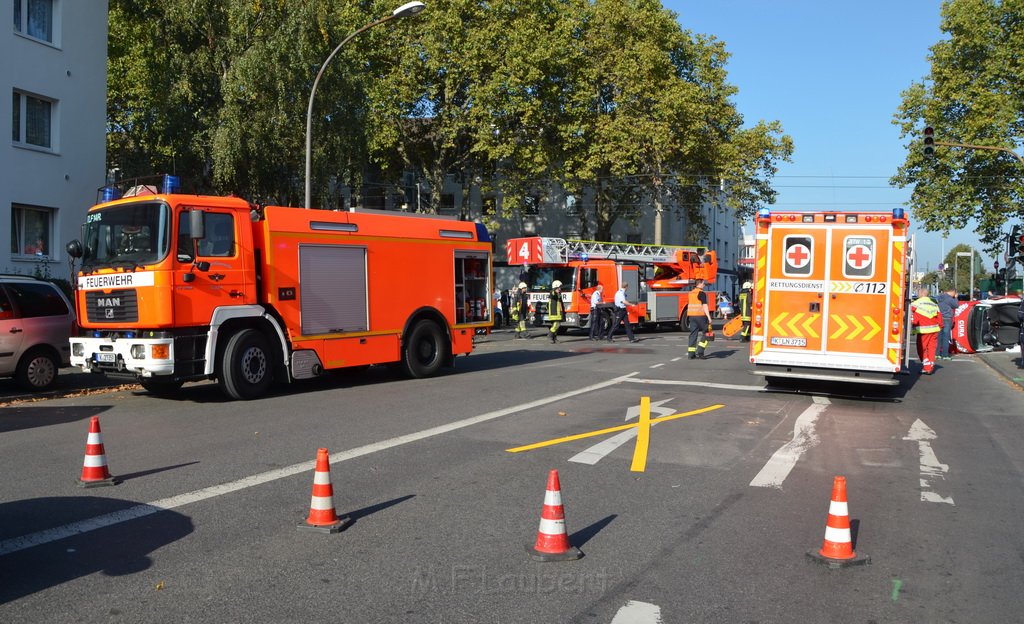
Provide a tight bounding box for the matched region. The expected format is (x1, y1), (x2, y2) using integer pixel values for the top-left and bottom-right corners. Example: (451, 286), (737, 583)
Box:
(13, 0), (53, 43)
(12, 90), (53, 149)
(11, 204), (54, 258)
(523, 195), (539, 216)
(482, 196), (496, 216)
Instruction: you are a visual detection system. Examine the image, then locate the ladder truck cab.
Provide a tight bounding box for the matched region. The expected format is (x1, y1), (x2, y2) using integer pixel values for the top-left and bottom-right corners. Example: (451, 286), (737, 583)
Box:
(748, 208), (909, 386)
(66, 178), (493, 400)
(505, 237), (719, 332)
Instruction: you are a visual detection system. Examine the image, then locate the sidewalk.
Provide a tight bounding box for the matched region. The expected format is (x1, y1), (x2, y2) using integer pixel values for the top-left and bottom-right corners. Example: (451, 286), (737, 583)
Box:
(977, 347), (1024, 391)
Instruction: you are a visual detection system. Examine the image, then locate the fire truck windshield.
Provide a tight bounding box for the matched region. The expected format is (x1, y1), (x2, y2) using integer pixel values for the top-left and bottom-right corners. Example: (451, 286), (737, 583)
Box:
(80, 201), (171, 269)
(525, 267), (576, 291)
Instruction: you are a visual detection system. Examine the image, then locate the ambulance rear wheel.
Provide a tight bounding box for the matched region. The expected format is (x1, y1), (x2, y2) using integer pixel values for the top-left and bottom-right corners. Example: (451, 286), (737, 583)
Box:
(402, 320), (447, 378)
(220, 329), (272, 400)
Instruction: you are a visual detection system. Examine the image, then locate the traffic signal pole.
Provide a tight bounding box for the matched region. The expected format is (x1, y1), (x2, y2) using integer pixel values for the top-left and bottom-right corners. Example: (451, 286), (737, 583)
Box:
(930, 139), (1024, 166)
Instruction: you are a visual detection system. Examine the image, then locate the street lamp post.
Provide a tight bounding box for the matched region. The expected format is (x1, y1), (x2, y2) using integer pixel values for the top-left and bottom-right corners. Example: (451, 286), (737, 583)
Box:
(304, 1), (426, 209)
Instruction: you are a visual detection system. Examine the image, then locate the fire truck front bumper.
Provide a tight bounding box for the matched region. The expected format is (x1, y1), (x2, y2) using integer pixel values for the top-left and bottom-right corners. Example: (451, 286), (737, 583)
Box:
(71, 336), (176, 377)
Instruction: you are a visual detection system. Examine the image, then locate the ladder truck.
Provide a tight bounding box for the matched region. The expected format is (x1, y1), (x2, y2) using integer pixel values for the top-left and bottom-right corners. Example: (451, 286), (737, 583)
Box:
(506, 237), (719, 333)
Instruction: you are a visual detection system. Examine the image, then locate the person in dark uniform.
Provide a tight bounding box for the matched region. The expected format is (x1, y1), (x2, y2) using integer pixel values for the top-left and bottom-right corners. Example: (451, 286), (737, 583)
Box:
(687, 279), (712, 359)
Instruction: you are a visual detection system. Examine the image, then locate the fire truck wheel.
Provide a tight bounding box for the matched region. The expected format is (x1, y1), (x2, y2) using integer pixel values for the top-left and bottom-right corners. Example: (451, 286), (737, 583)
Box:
(402, 320), (447, 379)
(139, 377), (185, 395)
(679, 311), (691, 332)
(220, 329), (273, 400)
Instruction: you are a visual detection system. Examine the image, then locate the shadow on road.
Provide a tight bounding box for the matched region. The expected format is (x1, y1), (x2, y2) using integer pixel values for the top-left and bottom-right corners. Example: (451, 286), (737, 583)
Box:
(117, 461), (200, 483)
(570, 514), (617, 549)
(0, 496), (193, 604)
(0, 405), (111, 433)
(344, 494), (416, 527)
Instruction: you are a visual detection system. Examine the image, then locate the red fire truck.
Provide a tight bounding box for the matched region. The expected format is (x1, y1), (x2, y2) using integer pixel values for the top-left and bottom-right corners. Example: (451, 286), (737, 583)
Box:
(505, 237), (718, 333)
(67, 181), (493, 400)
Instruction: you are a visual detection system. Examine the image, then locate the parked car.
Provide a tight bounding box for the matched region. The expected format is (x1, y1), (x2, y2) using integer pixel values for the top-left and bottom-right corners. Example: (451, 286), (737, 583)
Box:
(0, 275), (75, 391)
(950, 294), (1022, 355)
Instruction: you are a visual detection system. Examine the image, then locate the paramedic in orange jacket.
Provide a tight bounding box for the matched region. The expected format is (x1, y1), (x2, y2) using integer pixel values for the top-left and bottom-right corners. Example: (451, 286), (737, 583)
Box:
(911, 287), (941, 374)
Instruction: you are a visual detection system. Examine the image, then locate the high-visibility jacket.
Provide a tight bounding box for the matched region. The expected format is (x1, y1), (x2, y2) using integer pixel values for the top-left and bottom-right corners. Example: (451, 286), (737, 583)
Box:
(687, 288), (707, 316)
(911, 296), (941, 334)
(738, 289), (751, 321)
(547, 290), (564, 321)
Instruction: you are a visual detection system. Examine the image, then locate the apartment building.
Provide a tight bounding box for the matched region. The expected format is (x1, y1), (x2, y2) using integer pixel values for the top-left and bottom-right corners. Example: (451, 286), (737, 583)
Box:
(2, 0), (108, 279)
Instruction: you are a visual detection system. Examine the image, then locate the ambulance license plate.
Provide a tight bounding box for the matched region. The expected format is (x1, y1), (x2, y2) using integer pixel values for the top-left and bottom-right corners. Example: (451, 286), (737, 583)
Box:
(95, 352), (116, 363)
(770, 337), (807, 347)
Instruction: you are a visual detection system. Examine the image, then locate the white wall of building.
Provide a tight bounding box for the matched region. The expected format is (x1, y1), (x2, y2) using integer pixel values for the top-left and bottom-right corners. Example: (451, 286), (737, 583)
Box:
(2, 0), (108, 280)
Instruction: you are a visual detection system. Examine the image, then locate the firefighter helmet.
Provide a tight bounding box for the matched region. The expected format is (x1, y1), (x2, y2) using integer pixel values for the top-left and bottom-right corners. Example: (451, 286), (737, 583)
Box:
(743, 281), (752, 289)
(518, 282), (527, 289)
(551, 280), (562, 289)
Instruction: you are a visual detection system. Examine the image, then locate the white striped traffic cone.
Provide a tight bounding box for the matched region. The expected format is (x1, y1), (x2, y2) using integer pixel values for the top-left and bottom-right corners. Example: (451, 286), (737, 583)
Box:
(77, 416), (118, 487)
(807, 475), (869, 568)
(526, 469), (582, 561)
(297, 448), (351, 533)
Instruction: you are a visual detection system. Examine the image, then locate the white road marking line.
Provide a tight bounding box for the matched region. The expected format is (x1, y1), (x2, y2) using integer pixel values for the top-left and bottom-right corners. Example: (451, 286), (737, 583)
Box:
(626, 377), (764, 392)
(749, 396), (830, 488)
(902, 419), (954, 505)
(611, 600), (663, 624)
(568, 399), (676, 465)
(670, 357), (682, 362)
(649, 363), (665, 369)
(0, 373), (639, 557)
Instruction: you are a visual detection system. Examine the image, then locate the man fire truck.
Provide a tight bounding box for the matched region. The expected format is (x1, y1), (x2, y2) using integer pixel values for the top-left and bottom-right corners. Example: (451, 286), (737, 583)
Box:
(505, 237), (718, 334)
(748, 207), (909, 385)
(66, 177), (493, 400)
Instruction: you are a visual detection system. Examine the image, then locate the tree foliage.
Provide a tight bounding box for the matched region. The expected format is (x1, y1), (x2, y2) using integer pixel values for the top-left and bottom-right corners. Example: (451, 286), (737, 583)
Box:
(107, 0), (792, 236)
(919, 243), (987, 293)
(892, 0), (1024, 253)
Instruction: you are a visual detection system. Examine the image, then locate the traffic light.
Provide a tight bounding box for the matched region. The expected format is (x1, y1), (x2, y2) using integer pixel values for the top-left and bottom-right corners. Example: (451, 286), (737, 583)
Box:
(923, 127), (935, 157)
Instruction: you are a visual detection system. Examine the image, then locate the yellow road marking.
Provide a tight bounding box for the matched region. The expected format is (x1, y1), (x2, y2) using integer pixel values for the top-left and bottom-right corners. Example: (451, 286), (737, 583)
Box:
(505, 404), (725, 453)
(630, 397), (652, 472)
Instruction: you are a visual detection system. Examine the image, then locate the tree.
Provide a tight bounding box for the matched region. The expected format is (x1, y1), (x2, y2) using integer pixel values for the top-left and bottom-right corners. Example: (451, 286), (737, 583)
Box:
(891, 0), (1024, 253)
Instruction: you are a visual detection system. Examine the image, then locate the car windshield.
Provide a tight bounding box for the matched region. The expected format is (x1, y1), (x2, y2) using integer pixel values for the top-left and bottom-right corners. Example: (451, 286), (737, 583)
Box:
(80, 201), (171, 269)
(525, 267), (576, 290)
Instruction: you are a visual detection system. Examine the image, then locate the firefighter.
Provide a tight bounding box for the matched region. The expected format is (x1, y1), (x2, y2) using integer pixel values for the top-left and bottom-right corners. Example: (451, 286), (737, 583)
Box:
(512, 282), (530, 339)
(911, 286), (941, 374)
(738, 281), (752, 342)
(548, 280), (565, 343)
(687, 278), (713, 359)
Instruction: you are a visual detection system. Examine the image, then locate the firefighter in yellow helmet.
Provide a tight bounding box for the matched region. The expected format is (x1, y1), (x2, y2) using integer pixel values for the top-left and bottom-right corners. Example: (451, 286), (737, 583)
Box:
(548, 280), (565, 343)
(738, 281), (753, 342)
(512, 282), (530, 339)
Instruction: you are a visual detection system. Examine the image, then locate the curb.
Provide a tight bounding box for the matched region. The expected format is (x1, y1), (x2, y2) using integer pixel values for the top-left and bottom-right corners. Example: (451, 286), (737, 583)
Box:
(977, 352), (1024, 391)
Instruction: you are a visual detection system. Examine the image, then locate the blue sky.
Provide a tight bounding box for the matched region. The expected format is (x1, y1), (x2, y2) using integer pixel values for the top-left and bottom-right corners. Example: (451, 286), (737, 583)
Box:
(667, 0), (991, 273)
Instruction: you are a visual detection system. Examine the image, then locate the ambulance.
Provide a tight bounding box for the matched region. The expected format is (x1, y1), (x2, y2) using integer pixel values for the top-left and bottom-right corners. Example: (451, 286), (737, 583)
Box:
(66, 177), (493, 400)
(749, 208), (909, 385)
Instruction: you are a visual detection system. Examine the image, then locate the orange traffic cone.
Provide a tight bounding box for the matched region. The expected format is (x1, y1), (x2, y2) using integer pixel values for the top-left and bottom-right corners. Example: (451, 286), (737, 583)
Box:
(297, 448), (351, 534)
(77, 416), (118, 487)
(526, 469), (582, 561)
(807, 475), (869, 568)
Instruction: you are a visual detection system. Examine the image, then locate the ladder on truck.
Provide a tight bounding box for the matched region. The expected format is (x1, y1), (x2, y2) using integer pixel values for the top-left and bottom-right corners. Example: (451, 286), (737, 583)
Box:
(537, 237), (708, 265)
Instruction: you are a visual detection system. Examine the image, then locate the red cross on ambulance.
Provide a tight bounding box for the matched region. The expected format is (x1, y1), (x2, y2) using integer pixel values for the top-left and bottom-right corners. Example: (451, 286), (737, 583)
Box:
(844, 237), (874, 278)
(783, 236), (813, 276)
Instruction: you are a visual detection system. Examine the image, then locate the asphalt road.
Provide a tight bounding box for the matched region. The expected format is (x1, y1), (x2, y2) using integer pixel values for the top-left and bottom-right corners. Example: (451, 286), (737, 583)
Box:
(0, 327), (1022, 623)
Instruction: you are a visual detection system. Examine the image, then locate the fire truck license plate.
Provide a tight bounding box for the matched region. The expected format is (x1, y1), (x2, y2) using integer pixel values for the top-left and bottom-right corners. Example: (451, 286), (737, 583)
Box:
(95, 353), (116, 363)
(770, 337), (807, 347)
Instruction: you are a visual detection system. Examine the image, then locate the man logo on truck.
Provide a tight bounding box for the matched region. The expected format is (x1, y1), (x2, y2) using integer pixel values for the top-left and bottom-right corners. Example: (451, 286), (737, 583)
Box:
(783, 236), (813, 276)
